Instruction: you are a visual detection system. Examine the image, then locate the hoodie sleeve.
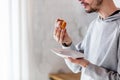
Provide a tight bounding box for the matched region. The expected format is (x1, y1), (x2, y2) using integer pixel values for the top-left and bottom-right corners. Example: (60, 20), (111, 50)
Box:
(64, 58), (82, 73)
(84, 63), (120, 80)
(83, 34), (120, 80)
(62, 36), (87, 73)
(62, 43), (83, 73)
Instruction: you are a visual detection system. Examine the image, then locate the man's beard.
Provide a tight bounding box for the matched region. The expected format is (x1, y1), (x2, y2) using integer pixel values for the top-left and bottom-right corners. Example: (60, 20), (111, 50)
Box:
(85, 8), (98, 13)
(85, 0), (103, 13)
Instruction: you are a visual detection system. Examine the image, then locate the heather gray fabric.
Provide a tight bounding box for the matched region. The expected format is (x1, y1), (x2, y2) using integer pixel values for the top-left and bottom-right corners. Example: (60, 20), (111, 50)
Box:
(63, 12), (120, 80)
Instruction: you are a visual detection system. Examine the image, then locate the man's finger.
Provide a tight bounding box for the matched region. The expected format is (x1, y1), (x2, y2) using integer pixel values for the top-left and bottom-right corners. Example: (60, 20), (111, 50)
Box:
(59, 29), (65, 43)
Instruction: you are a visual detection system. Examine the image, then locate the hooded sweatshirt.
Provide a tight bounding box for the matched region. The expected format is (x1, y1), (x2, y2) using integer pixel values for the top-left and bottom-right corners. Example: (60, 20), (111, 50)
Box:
(63, 10), (120, 80)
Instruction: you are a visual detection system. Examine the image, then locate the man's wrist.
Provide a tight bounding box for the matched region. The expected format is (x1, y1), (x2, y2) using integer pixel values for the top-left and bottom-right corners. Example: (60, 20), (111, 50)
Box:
(83, 61), (90, 68)
(62, 42), (72, 47)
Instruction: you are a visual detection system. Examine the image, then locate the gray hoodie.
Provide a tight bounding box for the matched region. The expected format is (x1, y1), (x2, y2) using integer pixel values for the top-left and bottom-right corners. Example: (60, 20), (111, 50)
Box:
(63, 11), (120, 80)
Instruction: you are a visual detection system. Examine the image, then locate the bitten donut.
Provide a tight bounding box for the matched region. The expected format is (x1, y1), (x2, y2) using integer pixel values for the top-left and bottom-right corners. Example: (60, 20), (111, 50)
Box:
(61, 21), (66, 29)
(57, 19), (67, 29)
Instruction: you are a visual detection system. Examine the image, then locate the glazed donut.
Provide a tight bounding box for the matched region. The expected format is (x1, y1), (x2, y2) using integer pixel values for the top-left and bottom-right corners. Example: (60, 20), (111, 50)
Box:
(61, 21), (66, 29)
(57, 19), (67, 29)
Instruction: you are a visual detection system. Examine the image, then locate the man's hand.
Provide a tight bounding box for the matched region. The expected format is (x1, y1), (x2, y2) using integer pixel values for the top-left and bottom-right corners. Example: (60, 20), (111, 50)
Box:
(67, 57), (90, 68)
(53, 19), (72, 46)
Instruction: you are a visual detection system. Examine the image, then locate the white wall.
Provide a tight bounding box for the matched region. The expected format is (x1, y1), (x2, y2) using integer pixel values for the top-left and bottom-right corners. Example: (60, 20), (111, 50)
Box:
(27, 0), (120, 80)
(114, 0), (120, 8)
(0, 0), (11, 80)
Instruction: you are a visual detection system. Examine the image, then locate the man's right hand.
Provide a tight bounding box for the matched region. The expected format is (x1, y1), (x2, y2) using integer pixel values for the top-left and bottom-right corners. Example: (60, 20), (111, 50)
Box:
(53, 19), (72, 46)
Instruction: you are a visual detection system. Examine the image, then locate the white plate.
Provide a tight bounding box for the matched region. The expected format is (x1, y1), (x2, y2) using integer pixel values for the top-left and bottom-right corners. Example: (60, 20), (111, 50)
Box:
(51, 48), (84, 59)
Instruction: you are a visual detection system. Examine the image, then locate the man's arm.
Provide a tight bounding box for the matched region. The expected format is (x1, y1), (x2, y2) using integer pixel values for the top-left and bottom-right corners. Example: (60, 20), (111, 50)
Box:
(62, 43), (83, 73)
(67, 34), (120, 80)
(62, 34), (88, 73)
(68, 56), (120, 80)
(83, 34), (120, 80)
(84, 62), (120, 80)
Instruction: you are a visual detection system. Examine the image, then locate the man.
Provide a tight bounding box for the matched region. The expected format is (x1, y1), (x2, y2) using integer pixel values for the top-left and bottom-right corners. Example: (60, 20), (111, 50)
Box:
(53, 0), (120, 80)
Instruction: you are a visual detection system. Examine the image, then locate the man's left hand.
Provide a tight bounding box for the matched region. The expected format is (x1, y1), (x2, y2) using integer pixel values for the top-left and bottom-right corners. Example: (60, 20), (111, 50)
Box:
(67, 57), (90, 68)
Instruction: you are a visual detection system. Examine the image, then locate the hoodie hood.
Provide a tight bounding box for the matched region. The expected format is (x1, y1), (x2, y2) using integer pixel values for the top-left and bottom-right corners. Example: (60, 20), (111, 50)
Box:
(98, 10), (120, 22)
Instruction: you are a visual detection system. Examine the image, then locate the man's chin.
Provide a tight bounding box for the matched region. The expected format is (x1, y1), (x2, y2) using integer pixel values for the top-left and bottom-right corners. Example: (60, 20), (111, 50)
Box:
(85, 9), (97, 13)
(85, 10), (94, 13)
